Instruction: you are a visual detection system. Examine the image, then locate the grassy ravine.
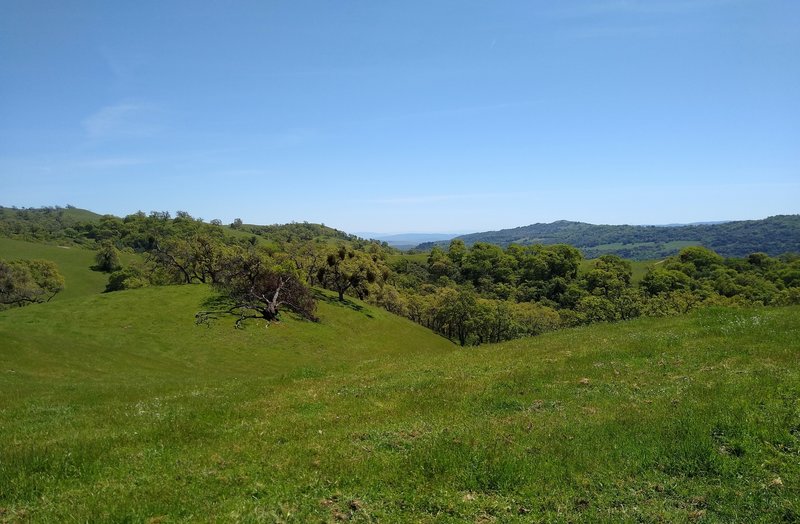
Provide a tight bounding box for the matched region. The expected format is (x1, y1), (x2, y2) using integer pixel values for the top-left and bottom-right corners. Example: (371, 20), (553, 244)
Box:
(0, 279), (798, 522)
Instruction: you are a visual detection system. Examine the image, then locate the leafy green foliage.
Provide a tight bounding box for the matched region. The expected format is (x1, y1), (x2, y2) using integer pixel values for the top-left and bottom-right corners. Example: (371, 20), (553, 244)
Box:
(200, 246), (317, 325)
(0, 206), (365, 254)
(93, 241), (122, 272)
(317, 245), (387, 301)
(0, 258), (64, 307)
(388, 242), (800, 345)
(237, 221), (358, 244)
(105, 266), (149, 292)
(0, 205), (101, 245)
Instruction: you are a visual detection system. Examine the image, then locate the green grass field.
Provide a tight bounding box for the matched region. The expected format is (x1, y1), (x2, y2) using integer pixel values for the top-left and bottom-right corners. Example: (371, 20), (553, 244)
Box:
(1, 241), (798, 522)
(0, 238), (139, 300)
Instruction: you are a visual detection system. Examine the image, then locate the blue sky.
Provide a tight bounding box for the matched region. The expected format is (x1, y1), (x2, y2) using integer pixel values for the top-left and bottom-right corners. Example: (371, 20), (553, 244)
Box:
(1, 0), (798, 233)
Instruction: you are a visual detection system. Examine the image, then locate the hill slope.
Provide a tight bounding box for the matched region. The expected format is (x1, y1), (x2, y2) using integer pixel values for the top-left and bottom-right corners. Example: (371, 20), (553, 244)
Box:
(0, 238), (141, 300)
(0, 285), (454, 395)
(419, 215), (800, 259)
(1, 285), (797, 521)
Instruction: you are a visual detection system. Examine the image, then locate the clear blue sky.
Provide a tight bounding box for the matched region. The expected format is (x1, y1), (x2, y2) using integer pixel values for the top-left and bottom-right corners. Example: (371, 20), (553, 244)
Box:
(1, 1), (798, 233)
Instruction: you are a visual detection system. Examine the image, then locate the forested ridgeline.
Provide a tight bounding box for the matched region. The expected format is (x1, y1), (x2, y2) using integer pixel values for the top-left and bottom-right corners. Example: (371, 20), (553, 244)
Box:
(0, 206), (363, 246)
(2, 206), (799, 346)
(418, 215), (800, 260)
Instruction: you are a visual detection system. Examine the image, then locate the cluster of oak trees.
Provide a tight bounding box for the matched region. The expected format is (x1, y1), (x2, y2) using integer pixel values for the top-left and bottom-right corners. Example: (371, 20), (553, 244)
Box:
(381, 241), (800, 345)
(83, 212), (385, 326)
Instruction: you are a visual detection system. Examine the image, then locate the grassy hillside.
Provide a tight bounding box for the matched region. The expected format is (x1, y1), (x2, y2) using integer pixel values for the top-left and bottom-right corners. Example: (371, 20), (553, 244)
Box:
(0, 238), (139, 300)
(0, 206), (102, 245)
(0, 206), (102, 224)
(0, 285), (454, 395)
(1, 282), (797, 521)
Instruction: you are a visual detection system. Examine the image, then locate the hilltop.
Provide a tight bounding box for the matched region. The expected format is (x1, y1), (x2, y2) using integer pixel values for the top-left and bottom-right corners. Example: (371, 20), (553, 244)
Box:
(0, 206), (365, 247)
(417, 215), (800, 260)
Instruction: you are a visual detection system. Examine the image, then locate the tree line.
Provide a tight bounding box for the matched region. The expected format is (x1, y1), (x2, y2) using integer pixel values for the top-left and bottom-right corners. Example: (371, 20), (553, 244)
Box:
(380, 240), (800, 344)
(2, 207), (799, 346)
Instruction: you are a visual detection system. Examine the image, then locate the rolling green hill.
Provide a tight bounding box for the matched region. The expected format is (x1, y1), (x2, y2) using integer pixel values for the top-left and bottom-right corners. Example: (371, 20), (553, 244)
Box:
(0, 206), (102, 245)
(236, 221), (362, 244)
(1, 281), (797, 521)
(0, 206), (365, 249)
(0, 205), (102, 224)
(419, 215), (800, 260)
(0, 238), (139, 301)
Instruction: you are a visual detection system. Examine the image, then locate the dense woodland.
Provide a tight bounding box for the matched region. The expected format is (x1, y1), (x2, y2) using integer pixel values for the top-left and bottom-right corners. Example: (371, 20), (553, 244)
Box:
(2, 206), (800, 346)
(419, 215), (800, 260)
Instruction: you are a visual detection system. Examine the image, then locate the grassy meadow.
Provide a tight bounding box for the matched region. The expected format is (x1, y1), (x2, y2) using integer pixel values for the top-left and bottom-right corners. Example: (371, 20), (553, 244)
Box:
(0, 241), (798, 522)
(0, 238), (139, 301)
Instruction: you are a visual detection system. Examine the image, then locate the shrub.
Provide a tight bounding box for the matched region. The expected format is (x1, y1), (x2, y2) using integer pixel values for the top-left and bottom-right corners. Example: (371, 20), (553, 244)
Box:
(106, 267), (149, 292)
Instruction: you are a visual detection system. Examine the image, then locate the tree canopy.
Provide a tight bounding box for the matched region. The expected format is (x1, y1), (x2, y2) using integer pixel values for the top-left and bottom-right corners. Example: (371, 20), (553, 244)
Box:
(0, 258), (64, 308)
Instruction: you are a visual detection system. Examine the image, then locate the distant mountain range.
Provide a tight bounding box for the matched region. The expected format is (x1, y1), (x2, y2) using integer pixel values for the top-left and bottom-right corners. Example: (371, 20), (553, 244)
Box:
(416, 215), (800, 260)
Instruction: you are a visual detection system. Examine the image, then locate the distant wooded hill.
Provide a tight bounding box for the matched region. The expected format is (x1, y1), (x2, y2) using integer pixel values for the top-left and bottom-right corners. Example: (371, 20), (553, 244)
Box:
(0, 206), (361, 246)
(417, 215), (800, 260)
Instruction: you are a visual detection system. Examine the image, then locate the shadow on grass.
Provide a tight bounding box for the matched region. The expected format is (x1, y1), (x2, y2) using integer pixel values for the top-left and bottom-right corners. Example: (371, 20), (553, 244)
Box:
(313, 290), (374, 319)
(200, 293), (233, 310)
(196, 293), (243, 328)
(197, 293), (321, 328)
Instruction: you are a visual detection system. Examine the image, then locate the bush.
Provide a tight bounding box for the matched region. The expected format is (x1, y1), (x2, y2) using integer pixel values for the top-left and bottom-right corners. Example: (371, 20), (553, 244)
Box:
(511, 302), (562, 336)
(94, 241), (122, 272)
(106, 267), (149, 292)
(576, 295), (619, 323)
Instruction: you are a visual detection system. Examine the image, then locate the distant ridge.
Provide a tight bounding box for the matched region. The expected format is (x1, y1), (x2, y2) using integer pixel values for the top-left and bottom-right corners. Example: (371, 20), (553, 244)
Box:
(652, 220), (730, 227)
(357, 232), (462, 248)
(417, 215), (800, 260)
